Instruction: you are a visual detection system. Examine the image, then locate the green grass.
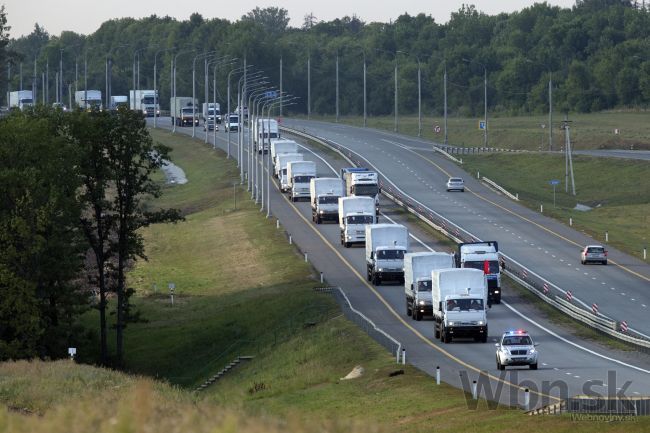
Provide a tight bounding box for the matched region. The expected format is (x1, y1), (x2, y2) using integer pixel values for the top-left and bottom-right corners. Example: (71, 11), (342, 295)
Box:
(307, 111), (650, 151)
(459, 152), (650, 259)
(5, 127), (650, 432)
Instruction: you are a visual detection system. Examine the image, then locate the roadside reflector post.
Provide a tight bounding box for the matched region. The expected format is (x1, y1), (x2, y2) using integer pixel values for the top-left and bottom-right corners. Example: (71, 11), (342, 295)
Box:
(569, 217), (573, 226)
(540, 204), (543, 213)
(477, 171), (480, 179)
(396, 348), (400, 363)
(276, 219), (280, 229)
(320, 272), (324, 283)
(644, 247), (647, 260)
(304, 253), (308, 262)
(472, 380), (477, 399)
(524, 388), (530, 411)
(402, 348), (406, 365)
(605, 231), (609, 243)
(516, 193), (519, 200)
(436, 366), (440, 385)
(289, 235), (292, 245)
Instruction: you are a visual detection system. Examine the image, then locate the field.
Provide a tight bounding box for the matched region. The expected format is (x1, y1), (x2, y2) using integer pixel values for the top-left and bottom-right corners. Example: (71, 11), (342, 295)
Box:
(309, 111), (650, 150)
(2, 128), (650, 432)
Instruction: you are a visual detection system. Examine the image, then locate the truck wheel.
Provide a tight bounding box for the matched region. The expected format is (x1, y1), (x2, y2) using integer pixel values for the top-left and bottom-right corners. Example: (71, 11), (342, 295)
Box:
(497, 357), (504, 371)
(344, 242), (351, 248)
(372, 273), (381, 286)
(415, 310), (422, 321)
(406, 300), (412, 317)
(481, 332), (488, 343)
(442, 327), (451, 343)
(316, 215), (321, 224)
(367, 268), (372, 282)
(435, 324), (441, 339)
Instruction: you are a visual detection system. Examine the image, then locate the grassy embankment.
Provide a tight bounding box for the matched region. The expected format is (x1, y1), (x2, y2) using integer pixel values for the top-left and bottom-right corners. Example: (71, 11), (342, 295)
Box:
(309, 112), (650, 150)
(3, 128), (650, 432)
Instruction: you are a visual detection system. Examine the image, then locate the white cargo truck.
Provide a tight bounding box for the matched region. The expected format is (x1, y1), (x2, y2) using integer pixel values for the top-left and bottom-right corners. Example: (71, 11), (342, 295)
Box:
(75, 90), (102, 110)
(9, 90), (33, 110)
(404, 252), (456, 321)
(286, 160), (316, 202)
(202, 102), (221, 125)
(129, 90), (159, 117)
(254, 118), (279, 153)
(341, 167), (380, 212)
(110, 95), (128, 110)
(338, 196), (376, 248)
(456, 241), (501, 304)
(432, 268), (488, 343)
(271, 139), (298, 164)
(310, 178), (344, 224)
(365, 224), (409, 285)
(276, 153), (303, 189)
(170, 97), (199, 126)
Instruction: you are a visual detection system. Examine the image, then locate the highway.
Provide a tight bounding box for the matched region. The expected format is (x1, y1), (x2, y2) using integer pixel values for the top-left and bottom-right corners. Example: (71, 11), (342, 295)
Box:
(283, 119), (650, 338)
(149, 117), (650, 409)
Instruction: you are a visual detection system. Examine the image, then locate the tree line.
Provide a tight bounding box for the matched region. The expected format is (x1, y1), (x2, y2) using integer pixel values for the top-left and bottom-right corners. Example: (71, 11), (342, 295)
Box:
(0, 13), (182, 364)
(3, 1), (650, 118)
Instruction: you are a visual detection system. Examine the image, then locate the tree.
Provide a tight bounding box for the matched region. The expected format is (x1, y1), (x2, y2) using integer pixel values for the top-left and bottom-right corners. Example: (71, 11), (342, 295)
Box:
(106, 107), (182, 366)
(242, 7), (289, 35)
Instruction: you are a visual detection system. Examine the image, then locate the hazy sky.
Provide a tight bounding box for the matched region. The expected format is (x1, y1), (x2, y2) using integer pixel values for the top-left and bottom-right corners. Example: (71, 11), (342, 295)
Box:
(5, 0), (576, 39)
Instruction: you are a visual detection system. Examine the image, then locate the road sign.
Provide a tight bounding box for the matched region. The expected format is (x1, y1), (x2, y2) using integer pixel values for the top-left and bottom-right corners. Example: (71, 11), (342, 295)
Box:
(434, 125), (441, 133)
(478, 120), (486, 130)
(549, 180), (560, 185)
(265, 90), (278, 99)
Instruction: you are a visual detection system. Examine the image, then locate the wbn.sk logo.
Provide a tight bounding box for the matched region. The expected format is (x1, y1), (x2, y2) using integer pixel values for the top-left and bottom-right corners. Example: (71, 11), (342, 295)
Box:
(459, 370), (635, 414)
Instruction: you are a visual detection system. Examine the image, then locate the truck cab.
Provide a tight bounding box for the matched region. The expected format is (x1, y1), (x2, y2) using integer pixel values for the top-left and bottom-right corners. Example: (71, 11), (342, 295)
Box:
(287, 161), (316, 202)
(338, 196), (376, 248)
(457, 241), (501, 304)
(310, 178), (343, 224)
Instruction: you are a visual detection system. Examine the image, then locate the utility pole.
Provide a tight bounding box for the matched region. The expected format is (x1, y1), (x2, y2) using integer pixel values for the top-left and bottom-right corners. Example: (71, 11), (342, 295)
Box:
(307, 52), (311, 119)
(563, 116), (576, 195)
(417, 60), (421, 137)
(279, 56), (283, 118)
(548, 71), (553, 151)
(483, 65), (488, 148)
(335, 52), (339, 122)
(444, 63), (448, 145)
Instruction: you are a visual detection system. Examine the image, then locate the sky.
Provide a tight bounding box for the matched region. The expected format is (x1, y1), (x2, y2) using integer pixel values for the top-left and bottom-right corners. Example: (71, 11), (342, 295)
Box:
(4, 0), (576, 39)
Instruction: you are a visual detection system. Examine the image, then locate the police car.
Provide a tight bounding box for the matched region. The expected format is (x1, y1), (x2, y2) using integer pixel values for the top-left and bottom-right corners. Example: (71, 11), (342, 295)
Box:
(495, 330), (539, 370)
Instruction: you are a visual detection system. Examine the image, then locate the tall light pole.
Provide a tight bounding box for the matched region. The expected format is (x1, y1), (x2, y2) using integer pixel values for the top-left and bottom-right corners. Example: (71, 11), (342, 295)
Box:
(192, 51), (218, 138)
(463, 58), (488, 148)
(376, 49), (399, 132)
(335, 51), (339, 122)
(397, 51), (424, 137)
(444, 61), (448, 145)
(172, 48), (196, 133)
(248, 86), (274, 194)
(226, 64), (249, 158)
(307, 51), (311, 119)
(153, 47), (175, 128)
(207, 57), (236, 145)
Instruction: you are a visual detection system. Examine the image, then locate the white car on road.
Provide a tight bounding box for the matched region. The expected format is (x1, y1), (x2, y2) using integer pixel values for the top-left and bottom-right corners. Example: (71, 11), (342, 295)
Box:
(446, 177), (465, 192)
(496, 330), (539, 370)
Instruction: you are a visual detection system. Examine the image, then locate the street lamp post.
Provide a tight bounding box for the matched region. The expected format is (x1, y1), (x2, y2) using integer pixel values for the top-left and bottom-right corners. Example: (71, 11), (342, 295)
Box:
(207, 57), (236, 145)
(249, 86), (274, 194)
(335, 51), (339, 122)
(525, 58), (554, 151)
(397, 51), (424, 137)
(226, 64), (249, 158)
(153, 47), (176, 128)
(192, 51), (218, 138)
(171, 48), (196, 133)
(376, 49), (399, 132)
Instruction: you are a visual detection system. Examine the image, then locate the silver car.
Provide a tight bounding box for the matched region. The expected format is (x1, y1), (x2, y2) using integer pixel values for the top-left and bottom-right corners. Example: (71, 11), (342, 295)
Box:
(446, 177), (465, 192)
(581, 245), (607, 265)
(496, 330), (539, 370)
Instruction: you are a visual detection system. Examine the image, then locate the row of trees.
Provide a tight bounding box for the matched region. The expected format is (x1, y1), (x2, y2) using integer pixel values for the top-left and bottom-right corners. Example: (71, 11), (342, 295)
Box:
(0, 104), (181, 365)
(4, 1), (650, 117)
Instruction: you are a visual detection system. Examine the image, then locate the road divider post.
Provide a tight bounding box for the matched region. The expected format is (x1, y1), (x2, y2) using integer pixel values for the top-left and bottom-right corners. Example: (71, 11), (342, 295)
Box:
(436, 366), (440, 385)
(472, 380), (477, 399)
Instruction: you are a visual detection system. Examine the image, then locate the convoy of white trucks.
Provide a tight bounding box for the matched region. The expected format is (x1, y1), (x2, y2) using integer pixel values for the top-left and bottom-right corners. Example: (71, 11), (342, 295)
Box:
(170, 97), (199, 126)
(341, 167), (380, 212)
(286, 160), (316, 202)
(74, 90), (103, 110)
(431, 268), (488, 343)
(365, 224), (409, 285)
(310, 178), (344, 224)
(8, 90), (34, 110)
(404, 252), (456, 321)
(456, 241), (501, 304)
(338, 196), (376, 248)
(130, 90), (160, 117)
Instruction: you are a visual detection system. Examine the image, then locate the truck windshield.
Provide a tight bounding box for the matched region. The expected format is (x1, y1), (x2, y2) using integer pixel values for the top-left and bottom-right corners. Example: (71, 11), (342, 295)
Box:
(352, 184), (379, 196)
(377, 249), (404, 260)
(446, 298), (484, 311)
(142, 96), (155, 104)
(207, 109), (215, 115)
(346, 215), (374, 225)
(417, 280), (432, 292)
(229, 116), (238, 122)
(182, 108), (195, 114)
(463, 260), (499, 273)
(21, 99), (33, 104)
(318, 196), (339, 204)
(293, 175), (314, 184)
(282, 168), (287, 175)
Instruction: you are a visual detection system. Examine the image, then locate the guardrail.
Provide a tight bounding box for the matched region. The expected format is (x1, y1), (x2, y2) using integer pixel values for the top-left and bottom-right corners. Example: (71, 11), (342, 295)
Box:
(281, 125), (650, 350)
(481, 177), (519, 201)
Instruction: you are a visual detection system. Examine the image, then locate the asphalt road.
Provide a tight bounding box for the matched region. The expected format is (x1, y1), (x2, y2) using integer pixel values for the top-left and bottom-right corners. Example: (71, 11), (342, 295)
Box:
(149, 117), (650, 409)
(283, 119), (650, 338)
